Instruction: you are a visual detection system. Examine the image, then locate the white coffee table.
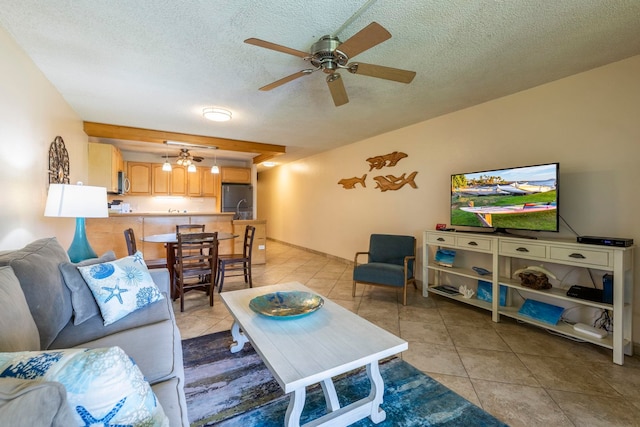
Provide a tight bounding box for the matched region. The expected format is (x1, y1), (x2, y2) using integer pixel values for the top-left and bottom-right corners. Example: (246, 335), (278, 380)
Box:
(220, 282), (408, 427)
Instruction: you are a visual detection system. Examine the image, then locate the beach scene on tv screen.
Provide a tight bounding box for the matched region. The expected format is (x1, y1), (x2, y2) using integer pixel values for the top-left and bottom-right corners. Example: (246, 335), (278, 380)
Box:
(451, 164), (558, 231)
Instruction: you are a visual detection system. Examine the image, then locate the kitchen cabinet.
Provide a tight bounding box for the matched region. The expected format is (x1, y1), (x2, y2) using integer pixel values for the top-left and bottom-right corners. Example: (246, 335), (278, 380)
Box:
(127, 162), (152, 195)
(128, 162), (214, 197)
(187, 167), (205, 196)
(220, 167), (251, 184)
(202, 167), (220, 197)
(152, 164), (187, 195)
(88, 143), (123, 193)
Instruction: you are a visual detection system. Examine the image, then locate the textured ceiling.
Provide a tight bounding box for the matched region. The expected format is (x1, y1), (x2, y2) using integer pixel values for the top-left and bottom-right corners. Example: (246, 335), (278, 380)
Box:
(1, 1), (639, 166)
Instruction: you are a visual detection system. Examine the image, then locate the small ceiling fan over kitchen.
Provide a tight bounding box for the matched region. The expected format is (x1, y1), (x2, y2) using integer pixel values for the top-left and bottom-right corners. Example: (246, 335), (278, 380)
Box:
(245, 21), (416, 106)
(167, 148), (203, 165)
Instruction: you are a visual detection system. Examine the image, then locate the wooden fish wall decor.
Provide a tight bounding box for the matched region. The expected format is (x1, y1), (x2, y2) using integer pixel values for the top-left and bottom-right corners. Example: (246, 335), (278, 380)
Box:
(338, 151), (417, 191)
(337, 174), (367, 189)
(366, 151), (407, 171)
(373, 171), (418, 192)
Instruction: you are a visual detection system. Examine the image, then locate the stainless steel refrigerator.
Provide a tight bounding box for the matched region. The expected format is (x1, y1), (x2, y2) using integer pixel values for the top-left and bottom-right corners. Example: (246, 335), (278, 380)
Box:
(221, 183), (253, 219)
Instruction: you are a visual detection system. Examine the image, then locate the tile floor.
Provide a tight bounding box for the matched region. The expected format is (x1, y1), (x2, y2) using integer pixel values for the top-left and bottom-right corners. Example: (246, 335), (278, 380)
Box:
(174, 240), (640, 427)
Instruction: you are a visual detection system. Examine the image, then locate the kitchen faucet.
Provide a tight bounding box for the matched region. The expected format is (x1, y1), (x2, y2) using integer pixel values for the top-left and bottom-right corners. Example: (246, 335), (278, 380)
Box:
(236, 199), (247, 213)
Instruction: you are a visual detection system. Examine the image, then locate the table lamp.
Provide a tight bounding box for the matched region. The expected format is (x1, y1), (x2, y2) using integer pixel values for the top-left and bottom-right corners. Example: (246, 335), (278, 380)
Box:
(45, 183), (108, 262)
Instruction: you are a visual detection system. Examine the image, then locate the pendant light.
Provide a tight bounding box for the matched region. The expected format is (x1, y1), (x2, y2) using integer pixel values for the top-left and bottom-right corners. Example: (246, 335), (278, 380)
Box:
(211, 154), (219, 174)
(187, 164), (197, 173)
(162, 151), (172, 171)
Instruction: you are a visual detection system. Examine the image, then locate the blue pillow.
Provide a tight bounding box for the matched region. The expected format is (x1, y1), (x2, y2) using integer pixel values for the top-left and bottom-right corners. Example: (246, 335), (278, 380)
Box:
(78, 251), (164, 326)
(0, 346), (168, 426)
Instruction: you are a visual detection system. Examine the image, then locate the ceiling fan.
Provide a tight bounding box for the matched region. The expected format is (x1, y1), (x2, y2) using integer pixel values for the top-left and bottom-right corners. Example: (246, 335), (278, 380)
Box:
(166, 148), (203, 165)
(245, 21), (416, 106)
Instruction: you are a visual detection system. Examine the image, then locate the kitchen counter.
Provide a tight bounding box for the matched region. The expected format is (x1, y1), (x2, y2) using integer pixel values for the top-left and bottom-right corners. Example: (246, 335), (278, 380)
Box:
(108, 211), (235, 217)
(231, 219), (267, 264)
(87, 212), (237, 259)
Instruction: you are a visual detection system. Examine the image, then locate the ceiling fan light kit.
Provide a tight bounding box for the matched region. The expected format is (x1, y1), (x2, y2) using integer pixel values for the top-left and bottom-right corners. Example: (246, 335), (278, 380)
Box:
(245, 21), (416, 107)
(163, 142), (221, 174)
(202, 107), (232, 122)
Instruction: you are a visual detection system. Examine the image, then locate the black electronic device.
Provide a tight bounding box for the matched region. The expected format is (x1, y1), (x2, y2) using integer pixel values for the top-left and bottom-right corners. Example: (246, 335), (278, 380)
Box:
(577, 236), (633, 247)
(566, 285), (603, 303)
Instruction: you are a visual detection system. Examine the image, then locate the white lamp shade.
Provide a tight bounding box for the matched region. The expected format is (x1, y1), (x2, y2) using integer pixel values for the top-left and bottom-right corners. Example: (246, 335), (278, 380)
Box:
(45, 184), (108, 218)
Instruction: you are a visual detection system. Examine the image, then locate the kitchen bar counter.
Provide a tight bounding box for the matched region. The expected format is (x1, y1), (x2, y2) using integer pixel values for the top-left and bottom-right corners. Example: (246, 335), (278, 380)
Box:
(232, 219), (267, 264)
(87, 212), (236, 259)
(107, 211), (235, 217)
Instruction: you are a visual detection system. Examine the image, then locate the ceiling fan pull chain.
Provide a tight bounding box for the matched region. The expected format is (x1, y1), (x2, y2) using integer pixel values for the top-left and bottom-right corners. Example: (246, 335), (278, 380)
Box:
(333, 0), (379, 38)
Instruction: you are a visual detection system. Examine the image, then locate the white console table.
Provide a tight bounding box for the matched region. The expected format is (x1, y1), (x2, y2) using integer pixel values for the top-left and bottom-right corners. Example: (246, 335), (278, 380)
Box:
(423, 230), (634, 365)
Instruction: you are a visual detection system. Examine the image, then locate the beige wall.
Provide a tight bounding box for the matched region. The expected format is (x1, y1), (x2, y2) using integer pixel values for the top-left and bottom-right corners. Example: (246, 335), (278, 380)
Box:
(3, 18), (640, 343)
(0, 26), (88, 250)
(258, 55), (640, 339)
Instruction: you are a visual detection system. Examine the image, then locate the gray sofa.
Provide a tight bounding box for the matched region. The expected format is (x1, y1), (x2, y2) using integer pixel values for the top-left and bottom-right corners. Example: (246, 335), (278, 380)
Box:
(0, 237), (188, 426)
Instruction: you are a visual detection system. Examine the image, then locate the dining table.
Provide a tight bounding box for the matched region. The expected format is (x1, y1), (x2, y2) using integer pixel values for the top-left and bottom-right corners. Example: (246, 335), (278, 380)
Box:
(142, 231), (237, 299)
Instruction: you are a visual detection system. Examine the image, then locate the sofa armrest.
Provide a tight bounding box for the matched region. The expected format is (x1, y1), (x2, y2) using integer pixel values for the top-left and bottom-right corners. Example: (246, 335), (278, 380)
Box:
(0, 378), (75, 427)
(149, 268), (170, 295)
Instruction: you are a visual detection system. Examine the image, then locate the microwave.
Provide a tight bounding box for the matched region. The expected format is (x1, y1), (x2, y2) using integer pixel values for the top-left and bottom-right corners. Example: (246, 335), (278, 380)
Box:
(117, 171), (130, 195)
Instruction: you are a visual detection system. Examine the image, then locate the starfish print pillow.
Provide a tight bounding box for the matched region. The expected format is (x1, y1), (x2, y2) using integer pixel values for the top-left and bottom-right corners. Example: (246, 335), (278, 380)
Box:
(78, 251), (164, 326)
(0, 346), (168, 426)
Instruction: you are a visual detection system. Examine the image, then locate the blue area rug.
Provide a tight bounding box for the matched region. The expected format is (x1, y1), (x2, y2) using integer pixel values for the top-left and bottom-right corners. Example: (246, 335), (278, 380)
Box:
(182, 331), (507, 426)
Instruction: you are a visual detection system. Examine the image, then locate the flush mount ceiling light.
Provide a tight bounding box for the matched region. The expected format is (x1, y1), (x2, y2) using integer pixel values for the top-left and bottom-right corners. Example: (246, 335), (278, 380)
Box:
(202, 107), (232, 122)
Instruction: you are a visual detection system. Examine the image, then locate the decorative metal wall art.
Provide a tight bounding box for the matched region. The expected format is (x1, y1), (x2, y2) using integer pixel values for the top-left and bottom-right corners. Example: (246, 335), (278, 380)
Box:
(48, 136), (70, 184)
(338, 150), (418, 192)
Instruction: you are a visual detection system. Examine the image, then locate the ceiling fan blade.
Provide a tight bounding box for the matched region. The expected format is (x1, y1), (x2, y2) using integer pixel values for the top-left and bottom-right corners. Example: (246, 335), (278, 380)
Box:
(259, 70), (311, 91)
(326, 73), (349, 107)
(337, 22), (391, 59)
(244, 38), (308, 58)
(348, 62), (416, 83)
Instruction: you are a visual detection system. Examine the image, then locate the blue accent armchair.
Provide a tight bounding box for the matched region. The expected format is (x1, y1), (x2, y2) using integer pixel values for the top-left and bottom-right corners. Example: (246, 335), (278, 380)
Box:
(352, 234), (417, 305)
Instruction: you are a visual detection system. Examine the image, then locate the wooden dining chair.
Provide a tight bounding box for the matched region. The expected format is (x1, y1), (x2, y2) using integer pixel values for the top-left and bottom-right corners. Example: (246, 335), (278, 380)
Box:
(123, 228), (167, 269)
(176, 224), (207, 259)
(173, 232), (218, 312)
(176, 224), (205, 233)
(217, 225), (255, 293)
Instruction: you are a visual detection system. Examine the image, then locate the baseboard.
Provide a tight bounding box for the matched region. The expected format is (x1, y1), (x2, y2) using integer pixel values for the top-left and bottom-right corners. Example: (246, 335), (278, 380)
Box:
(266, 237), (353, 265)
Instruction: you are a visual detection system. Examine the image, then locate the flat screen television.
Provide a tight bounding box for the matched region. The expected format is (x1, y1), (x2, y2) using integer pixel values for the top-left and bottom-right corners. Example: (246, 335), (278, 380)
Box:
(451, 162), (559, 233)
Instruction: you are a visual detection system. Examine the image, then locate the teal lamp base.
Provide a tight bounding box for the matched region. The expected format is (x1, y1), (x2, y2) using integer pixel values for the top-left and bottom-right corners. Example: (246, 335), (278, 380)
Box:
(67, 217), (98, 263)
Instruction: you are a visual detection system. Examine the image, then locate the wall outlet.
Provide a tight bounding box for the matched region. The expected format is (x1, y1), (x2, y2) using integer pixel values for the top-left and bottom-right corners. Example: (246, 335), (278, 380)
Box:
(258, 245), (265, 250)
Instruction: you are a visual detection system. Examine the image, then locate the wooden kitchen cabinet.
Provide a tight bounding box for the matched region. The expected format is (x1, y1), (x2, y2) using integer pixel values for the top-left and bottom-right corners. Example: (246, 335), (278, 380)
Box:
(152, 164), (187, 195)
(127, 162), (152, 195)
(202, 167), (220, 197)
(220, 167), (251, 184)
(88, 143), (123, 193)
(188, 167), (204, 196)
